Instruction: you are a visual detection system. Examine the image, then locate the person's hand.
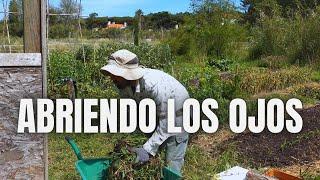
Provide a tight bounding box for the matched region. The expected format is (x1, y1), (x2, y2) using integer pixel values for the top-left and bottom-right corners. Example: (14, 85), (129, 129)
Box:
(131, 147), (150, 164)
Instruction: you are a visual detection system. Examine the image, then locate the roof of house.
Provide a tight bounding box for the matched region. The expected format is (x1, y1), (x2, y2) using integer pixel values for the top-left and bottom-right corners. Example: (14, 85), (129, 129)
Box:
(107, 24), (125, 29)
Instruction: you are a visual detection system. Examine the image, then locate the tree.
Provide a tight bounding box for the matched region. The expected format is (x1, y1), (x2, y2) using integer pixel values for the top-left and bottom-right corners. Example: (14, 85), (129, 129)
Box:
(178, 0), (246, 58)
(60, 0), (79, 14)
(48, 6), (61, 25)
(136, 9), (143, 31)
(58, 0), (81, 37)
(134, 9), (143, 45)
(241, 0), (281, 24)
(145, 12), (176, 29)
(8, 0), (23, 37)
(241, 0), (320, 24)
(87, 13), (98, 29)
(59, 0), (80, 22)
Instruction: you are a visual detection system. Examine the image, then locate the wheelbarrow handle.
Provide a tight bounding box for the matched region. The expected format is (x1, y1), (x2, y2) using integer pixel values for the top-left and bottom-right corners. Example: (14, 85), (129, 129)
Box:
(65, 136), (83, 160)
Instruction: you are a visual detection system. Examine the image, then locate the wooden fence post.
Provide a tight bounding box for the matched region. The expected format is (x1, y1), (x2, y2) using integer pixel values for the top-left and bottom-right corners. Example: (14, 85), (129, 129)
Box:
(24, 0), (48, 179)
(23, 0), (42, 53)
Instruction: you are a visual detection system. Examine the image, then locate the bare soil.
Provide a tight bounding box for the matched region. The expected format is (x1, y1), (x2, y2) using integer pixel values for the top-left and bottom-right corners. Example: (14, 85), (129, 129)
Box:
(229, 105), (320, 168)
(192, 105), (320, 176)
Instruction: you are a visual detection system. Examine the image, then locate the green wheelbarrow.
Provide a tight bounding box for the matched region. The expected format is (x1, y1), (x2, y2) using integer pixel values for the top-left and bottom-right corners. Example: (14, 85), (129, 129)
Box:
(65, 137), (111, 180)
(162, 167), (182, 180)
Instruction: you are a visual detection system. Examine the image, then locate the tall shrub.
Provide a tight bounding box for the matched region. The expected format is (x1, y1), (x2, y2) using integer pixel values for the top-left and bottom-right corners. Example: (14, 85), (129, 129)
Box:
(289, 10), (320, 65)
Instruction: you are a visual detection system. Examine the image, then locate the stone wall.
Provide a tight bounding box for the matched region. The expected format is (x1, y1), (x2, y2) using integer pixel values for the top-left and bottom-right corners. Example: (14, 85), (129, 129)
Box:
(0, 67), (44, 179)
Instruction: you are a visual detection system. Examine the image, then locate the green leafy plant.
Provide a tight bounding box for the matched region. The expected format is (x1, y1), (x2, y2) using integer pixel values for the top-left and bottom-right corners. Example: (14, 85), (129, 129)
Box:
(207, 58), (233, 71)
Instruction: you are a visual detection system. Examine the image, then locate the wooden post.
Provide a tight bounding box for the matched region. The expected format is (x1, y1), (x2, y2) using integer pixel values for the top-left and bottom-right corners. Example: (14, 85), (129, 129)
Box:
(23, 0), (41, 53)
(24, 0), (48, 179)
(41, 1), (47, 97)
(40, 0), (48, 178)
(23, 0), (47, 111)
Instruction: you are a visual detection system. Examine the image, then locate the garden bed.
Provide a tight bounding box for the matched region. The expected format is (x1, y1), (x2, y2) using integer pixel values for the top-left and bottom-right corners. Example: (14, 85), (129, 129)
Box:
(230, 105), (320, 167)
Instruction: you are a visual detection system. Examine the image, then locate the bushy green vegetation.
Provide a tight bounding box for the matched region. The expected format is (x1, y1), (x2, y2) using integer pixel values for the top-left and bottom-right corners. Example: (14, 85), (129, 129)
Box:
(49, 42), (173, 99)
(167, 1), (247, 60)
(247, 2), (320, 65)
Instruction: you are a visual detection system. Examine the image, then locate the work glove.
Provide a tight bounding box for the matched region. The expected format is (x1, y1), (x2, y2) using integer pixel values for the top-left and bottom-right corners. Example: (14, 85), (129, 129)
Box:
(131, 147), (150, 164)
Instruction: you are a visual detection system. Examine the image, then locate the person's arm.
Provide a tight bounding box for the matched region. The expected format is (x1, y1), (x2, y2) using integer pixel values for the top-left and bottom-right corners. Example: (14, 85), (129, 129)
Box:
(143, 99), (184, 156)
(142, 76), (188, 156)
(143, 108), (172, 156)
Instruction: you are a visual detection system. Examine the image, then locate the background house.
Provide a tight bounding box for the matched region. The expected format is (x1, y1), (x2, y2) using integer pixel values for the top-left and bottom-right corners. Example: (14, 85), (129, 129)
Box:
(106, 21), (127, 29)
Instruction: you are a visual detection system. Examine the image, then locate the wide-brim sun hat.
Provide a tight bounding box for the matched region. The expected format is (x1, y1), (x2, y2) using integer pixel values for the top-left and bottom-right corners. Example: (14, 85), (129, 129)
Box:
(101, 49), (144, 80)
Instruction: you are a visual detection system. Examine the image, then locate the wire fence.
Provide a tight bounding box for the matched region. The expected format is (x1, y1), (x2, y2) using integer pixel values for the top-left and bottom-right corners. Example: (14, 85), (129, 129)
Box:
(1, 0), (12, 53)
(0, 0), (87, 60)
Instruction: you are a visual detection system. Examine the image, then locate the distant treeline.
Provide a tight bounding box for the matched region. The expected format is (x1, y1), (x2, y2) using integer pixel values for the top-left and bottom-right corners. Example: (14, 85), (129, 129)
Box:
(2, 0), (320, 66)
(0, 0), (190, 38)
(85, 11), (190, 30)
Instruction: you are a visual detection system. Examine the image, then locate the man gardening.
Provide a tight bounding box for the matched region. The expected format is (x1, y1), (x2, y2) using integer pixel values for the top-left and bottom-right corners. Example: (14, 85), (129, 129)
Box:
(101, 49), (189, 174)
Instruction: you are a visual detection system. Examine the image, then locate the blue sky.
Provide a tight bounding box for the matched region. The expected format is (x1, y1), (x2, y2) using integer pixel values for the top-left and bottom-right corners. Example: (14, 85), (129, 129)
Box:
(0, 0), (242, 18)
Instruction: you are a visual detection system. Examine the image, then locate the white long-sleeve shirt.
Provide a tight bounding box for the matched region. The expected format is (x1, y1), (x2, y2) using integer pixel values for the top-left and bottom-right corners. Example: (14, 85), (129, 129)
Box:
(119, 68), (189, 156)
